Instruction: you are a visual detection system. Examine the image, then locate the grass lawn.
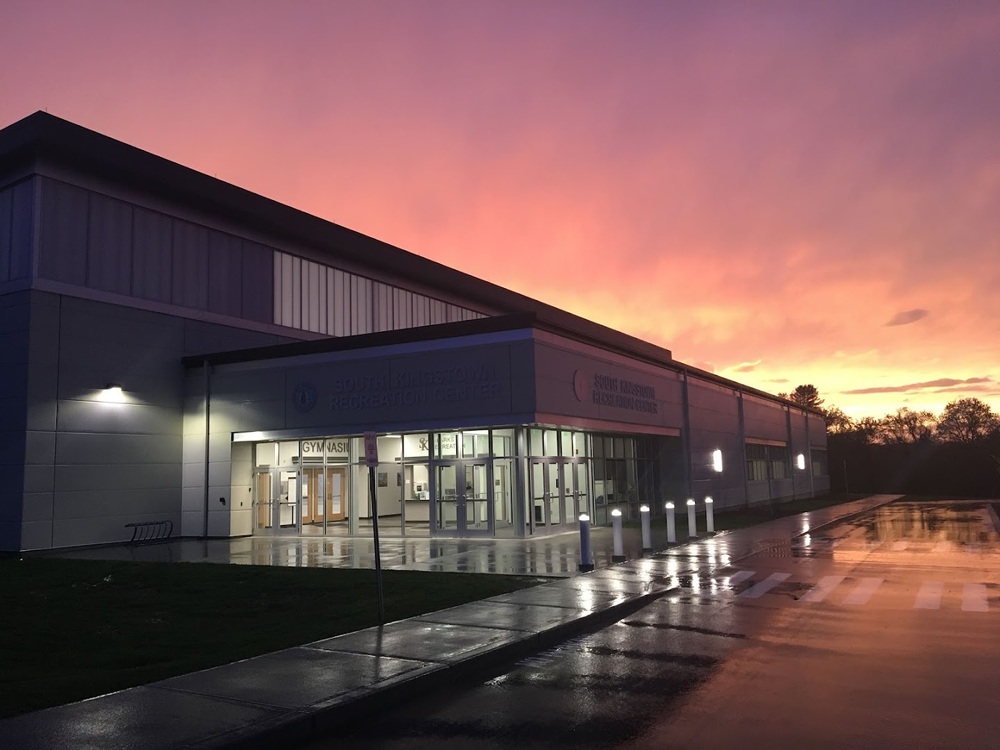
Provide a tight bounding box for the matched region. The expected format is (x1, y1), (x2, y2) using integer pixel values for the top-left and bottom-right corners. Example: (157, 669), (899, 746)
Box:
(0, 559), (539, 718)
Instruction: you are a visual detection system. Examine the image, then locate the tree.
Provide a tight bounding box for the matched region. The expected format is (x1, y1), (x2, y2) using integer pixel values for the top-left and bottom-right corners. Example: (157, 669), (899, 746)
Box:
(789, 384), (824, 411)
(935, 398), (1000, 443)
(824, 406), (855, 434)
(878, 408), (936, 444)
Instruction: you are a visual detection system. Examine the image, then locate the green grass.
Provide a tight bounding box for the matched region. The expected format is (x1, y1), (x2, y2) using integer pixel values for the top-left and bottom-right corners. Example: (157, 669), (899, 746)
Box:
(0, 559), (539, 718)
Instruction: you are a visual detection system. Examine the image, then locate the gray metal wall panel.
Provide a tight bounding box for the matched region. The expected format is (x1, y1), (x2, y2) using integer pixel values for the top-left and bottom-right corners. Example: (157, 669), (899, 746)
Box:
(743, 397), (789, 442)
(132, 208), (173, 303)
(9, 180), (34, 281)
(207, 230), (242, 317)
(240, 240), (273, 324)
(171, 221), (209, 309)
(38, 179), (88, 284)
(0, 187), (11, 282)
(87, 193), (133, 294)
(19, 291), (293, 549)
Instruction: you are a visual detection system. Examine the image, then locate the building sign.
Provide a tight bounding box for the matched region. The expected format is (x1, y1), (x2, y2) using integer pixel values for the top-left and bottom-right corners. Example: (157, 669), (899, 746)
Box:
(300, 439), (350, 457)
(576, 370), (658, 414)
(328, 364), (501, 412)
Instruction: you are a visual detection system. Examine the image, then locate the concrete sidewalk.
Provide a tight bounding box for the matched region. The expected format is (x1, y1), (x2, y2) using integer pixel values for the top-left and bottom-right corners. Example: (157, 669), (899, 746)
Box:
(0, 495), (899, 750)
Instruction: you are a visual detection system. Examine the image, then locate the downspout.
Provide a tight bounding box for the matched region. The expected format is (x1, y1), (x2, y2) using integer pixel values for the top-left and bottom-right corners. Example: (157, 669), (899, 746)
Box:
(203, 359), (211, 538)
(681, 371), (692, 500)
(737, 389), (749, 507)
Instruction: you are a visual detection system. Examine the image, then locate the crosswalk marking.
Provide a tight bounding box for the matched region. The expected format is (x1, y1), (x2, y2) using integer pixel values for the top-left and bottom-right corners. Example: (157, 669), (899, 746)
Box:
(914, 581), (944, 609)
(843, 577), (883, 605)
(962, 583), (989, 612)
(727, 570), (756, 586)
(891, 541), (909, 551)
(739, 572), (791, 599)
(709, 571), (990, 611)
(932, 541), (952, 553)
(800, 575), (846, 603)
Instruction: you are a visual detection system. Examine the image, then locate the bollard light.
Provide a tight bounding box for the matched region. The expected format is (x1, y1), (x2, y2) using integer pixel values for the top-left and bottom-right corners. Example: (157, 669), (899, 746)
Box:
(687, 498), (698, 539)
(611, 508), (626, 562)
(705, 496), (715, 533)
(578, 513), (594, 572)
(665, 501), (676, 543)
(640, 504), (652, 554)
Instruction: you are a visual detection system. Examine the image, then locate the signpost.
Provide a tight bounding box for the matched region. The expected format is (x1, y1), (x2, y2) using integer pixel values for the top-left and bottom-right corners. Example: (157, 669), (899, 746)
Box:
(363, 432), (385, 624)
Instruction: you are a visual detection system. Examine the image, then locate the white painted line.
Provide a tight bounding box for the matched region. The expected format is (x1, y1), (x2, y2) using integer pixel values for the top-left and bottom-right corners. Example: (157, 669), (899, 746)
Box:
(932, 541), (952, 553)
(962, 583), (989, 612)
(891, 541), (909, 551)
(914, 581), (944, 610)
(800, 575), (846, 603)
(843, 578), (883, 605)
(727, 570), (756, 586)
(739, 572), (792, 599)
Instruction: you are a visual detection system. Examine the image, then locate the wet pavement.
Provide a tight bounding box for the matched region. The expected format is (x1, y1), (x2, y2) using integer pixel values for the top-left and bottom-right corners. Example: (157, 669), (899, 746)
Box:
(43, 527), (657, 577)
(313, 498), (1000, 749)
(3, 494), (962, 750)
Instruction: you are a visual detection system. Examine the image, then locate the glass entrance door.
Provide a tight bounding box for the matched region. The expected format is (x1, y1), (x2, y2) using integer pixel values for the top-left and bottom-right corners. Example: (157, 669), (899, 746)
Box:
(530, 460), (572, 530)
(253, 468), (301, 534)
(433, 461), (491, 536)
(254, 470), (273, 531)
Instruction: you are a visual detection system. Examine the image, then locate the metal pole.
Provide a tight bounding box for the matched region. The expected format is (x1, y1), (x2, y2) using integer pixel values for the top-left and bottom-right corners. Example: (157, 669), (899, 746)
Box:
(611, 508), (625, 562)
(640, 504), (652, 554)
(369, 465), (385, 624)
(665, 501), (676, 543)
(578, 513), (594, 571)
(705, 496), (715, 533)
(687, 498), (698, 539)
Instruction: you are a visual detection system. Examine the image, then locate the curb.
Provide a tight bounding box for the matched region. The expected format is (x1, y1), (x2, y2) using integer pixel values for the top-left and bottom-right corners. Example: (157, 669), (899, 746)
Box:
(211, 581), (676, 749)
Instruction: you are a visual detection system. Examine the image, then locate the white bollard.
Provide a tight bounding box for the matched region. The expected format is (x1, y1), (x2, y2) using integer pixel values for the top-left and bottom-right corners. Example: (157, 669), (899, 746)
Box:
(640, 504), (652, 554)
(687, 498), (698, 539)
(578, 513), (594, 572)
(705, 496), (715, 533)
(611, 509), (626, 562)
(665, 501), (676, 543)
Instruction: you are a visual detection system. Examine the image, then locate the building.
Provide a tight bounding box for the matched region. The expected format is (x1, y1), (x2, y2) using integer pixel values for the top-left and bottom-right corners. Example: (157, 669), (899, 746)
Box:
(0, 112), (829, 552)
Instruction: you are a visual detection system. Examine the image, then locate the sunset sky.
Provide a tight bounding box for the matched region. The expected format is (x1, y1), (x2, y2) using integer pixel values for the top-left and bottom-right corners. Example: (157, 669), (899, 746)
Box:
(2, 1), (997, 419)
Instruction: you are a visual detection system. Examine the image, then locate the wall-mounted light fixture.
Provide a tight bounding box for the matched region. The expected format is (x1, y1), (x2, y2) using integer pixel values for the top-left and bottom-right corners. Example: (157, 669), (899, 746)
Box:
(98, 383), (127, 404)
(711, 449), (723, 472)
(796, 453), (806, 470)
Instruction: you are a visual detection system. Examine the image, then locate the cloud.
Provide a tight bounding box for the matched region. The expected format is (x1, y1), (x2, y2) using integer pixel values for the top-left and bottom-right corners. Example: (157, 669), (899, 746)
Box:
(884, 309), (929, 327)
(728, 359), (762, 373)
(843, 377), (993, 395)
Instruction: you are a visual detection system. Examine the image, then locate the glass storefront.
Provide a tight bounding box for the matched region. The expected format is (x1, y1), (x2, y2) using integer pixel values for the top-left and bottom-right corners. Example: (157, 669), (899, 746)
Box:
(245, 426), (675, 539)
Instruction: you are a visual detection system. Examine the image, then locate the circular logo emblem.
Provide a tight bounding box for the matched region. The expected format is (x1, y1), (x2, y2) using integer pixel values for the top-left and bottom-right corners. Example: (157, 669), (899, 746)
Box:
(573, 370), (589, 402)
(291, 383), (318, 413)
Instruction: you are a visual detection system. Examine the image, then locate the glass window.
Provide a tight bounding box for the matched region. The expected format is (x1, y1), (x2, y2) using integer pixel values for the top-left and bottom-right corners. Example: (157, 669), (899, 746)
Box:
(543, 429), (559, 457)
(278, 440), (300, 466)
(492, 429), (514, 457)
(435, 432), (459, 458)
(403, 433), (430, 459)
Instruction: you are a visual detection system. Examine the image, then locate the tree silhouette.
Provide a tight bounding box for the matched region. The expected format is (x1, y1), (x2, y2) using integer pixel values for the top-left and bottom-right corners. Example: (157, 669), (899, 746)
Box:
(789, 384), (824, 410)
(935, 398), (1000, 443)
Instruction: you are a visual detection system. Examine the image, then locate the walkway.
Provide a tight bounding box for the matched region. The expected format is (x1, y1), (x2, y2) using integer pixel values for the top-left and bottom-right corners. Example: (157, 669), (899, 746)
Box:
(0, 495), (899, 749)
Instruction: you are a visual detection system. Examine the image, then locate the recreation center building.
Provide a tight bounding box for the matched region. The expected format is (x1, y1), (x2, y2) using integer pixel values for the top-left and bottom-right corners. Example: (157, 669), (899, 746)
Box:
(0, 112), (829, 553)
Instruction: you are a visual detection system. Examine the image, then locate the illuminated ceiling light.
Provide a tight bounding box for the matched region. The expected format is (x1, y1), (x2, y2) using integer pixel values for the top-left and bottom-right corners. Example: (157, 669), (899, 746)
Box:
(712, 449), (723, 472)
